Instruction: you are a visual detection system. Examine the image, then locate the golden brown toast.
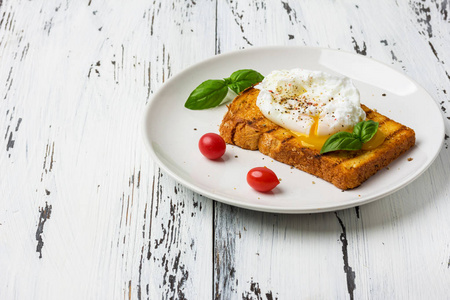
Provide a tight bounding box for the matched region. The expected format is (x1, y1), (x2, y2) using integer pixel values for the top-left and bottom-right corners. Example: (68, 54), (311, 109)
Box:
(219, 87), (416, 190)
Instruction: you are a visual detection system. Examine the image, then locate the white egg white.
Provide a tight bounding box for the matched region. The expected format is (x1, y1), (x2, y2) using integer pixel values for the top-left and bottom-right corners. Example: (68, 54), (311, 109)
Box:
(255, 69), (366, 136)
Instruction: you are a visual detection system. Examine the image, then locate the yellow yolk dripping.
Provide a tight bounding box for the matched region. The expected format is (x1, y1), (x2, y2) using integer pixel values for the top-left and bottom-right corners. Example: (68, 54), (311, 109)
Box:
(290, 116), (334, 150)
(290, 117), (385, 151)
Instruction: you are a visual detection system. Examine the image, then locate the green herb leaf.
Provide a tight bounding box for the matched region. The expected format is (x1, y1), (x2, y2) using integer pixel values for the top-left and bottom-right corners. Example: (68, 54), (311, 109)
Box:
(223, 77), (232, 86)
(320, 120), (379, 154)
(228, 69), (264, 94)
(185, 69), (264, 110)
(353, 120), (379, 143)
(184, 80), (229, 110)
(320, 132), (363, 154)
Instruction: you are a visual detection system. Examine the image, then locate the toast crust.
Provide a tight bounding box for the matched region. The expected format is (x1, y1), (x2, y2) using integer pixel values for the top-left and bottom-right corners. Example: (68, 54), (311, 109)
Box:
(219, 87), (416, 190)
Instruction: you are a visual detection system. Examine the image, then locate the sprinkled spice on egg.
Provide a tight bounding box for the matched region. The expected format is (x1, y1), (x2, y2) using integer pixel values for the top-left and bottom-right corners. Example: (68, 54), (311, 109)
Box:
(254, 69), (366, 139)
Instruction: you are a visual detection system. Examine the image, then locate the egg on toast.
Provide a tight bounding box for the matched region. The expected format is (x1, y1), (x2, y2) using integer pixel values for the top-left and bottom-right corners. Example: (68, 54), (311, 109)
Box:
(219, 87), (415, 190)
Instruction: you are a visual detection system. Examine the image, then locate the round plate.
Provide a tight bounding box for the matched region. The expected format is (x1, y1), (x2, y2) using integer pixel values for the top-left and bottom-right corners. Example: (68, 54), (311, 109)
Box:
(142, 46), (444, 214)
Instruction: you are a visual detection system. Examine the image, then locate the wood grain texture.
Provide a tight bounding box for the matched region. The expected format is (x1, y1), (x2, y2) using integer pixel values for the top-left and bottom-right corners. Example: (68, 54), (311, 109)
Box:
(214, 0), (450, 299)
(0, 0), (215, 299)
(0, 0), (449, 299)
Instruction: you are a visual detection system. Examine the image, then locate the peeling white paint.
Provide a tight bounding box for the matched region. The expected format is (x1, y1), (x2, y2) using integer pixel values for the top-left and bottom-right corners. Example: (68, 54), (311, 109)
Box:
(0, 0), (449, 299)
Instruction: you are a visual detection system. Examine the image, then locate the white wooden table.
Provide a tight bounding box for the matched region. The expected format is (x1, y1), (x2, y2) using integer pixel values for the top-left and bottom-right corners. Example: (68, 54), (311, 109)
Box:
(1, 1), (449, 299)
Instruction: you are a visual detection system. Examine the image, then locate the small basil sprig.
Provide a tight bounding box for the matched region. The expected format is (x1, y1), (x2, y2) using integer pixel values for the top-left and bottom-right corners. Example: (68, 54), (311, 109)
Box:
(320, 120), (379, 154)
(185, 69), (264, 110)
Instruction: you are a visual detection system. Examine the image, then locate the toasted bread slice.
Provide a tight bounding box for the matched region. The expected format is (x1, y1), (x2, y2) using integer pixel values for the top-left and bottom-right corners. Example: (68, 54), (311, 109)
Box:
(219, 87), (415, 190)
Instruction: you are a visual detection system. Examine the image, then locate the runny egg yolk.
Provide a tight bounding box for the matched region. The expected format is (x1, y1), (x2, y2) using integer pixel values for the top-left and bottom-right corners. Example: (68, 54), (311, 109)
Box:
(290, 116), (341, 150)
(255, 69), (386, 151)
(290, 116), (385, 151)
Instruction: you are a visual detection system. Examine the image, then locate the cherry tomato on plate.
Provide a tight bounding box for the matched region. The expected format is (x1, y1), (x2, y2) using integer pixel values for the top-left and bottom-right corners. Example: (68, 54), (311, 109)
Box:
(198, 133), (226, 160)
(247, 167), (280, 192)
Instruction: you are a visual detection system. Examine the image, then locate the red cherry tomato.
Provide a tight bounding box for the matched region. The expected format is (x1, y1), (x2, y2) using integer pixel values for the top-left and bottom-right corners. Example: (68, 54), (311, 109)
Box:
(247, 167), (280, 192)
(198, 133), (226, 160)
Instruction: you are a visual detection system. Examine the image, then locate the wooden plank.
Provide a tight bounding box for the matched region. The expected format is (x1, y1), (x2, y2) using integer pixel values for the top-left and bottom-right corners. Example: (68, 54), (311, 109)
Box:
(0, 0), (449, 299)
(340, 1), (450, 298)
(0, 0), (216, 299)
(213, 0), (450, 299)
(214, 1), (350, 298)
(215, 207), (356, 299)
(136, 1), (216, 298)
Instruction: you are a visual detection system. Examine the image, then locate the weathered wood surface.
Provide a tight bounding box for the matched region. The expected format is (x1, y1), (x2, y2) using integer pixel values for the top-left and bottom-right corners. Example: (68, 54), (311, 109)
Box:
(0, 0), (449, 299)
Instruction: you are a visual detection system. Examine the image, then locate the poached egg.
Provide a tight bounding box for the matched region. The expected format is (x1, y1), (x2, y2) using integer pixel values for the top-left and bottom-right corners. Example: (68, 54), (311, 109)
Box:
(255, 69), (367, 150)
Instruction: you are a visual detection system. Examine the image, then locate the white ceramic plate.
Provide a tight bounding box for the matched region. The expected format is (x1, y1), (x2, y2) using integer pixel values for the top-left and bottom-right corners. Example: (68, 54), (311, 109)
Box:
(142, 46), (444, 214)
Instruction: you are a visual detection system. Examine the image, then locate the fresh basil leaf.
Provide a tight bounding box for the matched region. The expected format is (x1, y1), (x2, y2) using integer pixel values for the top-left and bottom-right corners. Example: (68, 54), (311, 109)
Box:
(320, 132), (363, 154)
(353, 120), (379, 143)
(228, 69), (264, 94)
(184, 69), (264, 110)
(184, 80), (229, 110)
